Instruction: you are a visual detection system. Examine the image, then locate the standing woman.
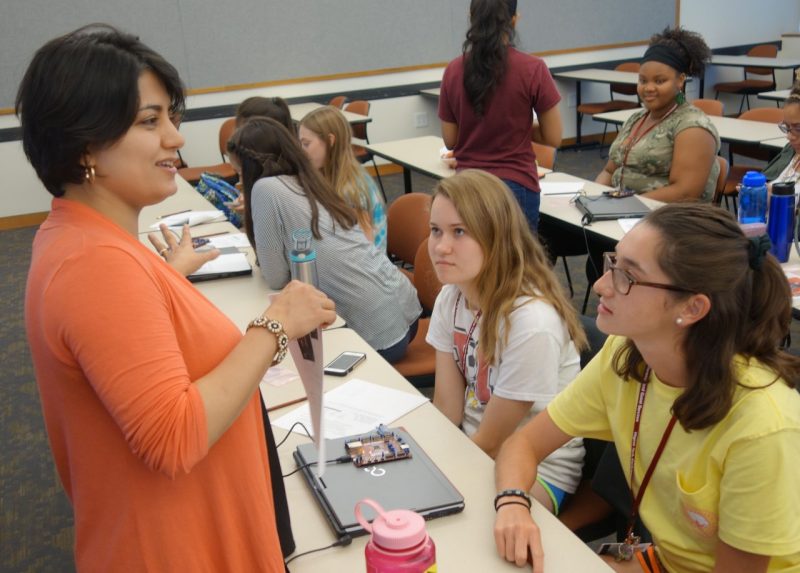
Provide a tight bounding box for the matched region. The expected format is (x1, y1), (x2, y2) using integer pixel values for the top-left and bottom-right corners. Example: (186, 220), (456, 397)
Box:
(596, 28), (720, 201)
(19, 25), (335, 571)
(299, 106), (387, 250)
(494, 204), (800, 573)
(227, 117), (421, 362)
(438, 0), (562, 231)
(427, 170), (586, 515)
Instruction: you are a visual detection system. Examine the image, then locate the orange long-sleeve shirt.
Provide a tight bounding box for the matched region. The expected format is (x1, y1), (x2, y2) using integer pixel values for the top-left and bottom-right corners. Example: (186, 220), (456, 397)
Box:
(25, 199), (284, 572)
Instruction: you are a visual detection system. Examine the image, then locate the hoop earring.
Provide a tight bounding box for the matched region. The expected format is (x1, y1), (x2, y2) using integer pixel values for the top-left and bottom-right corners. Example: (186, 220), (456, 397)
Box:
(84, 165), (96, 184)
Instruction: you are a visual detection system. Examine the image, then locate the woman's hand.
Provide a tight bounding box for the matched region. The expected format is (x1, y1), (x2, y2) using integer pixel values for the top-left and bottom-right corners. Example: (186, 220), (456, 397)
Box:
(494, 503), (543, 571)
(227, 195), (245, 216)
(148, 223), (220, 276)
(266, 280), (337, 339)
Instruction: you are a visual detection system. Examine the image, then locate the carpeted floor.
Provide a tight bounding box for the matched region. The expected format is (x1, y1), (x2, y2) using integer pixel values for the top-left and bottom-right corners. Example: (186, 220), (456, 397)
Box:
(2, 143), (789, 572)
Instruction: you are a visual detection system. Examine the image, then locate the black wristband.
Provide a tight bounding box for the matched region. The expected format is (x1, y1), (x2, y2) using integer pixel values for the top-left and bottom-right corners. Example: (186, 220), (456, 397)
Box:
(494, 489), (532, 511)
(495, 500), (531, 512)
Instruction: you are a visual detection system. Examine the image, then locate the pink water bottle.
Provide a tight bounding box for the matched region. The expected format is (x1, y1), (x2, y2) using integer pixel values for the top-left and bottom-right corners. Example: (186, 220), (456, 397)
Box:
(355, 499), (437, 573)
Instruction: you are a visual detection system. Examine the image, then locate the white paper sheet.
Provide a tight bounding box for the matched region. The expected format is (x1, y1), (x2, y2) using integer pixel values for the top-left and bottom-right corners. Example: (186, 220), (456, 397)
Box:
(273, 379), (429, 440)
(150, 210), (224, 229)
(188, 251), (251, 278)
(539, 181), (584, 196)
(288, 326), (325, 477)
(617, 217), (643, 234)
(204, 232), (251, 249)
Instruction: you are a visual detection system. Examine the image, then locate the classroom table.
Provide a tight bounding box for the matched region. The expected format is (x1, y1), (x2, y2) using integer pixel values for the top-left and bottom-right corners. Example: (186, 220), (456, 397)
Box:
(288, 102), (371, 125)
(365, 135), (551, 194)
(761, 136), (790, 150)
(553, 68), (640, 146)
(592, 107), (785, 146)
(420, 87), (440, 99)
(702, 55), (800, 98)
(758, 89), (791, 104)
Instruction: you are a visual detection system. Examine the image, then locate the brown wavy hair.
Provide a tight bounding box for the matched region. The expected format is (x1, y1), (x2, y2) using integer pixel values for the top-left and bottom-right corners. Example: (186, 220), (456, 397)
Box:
(432, 169), (586, 365)
(612, 203), (800, 430)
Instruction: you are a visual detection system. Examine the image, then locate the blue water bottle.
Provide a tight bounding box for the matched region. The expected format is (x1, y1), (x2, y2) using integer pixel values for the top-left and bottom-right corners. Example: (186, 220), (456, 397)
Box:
(766, 181), (796, 263)
(738, 171), (768, 224)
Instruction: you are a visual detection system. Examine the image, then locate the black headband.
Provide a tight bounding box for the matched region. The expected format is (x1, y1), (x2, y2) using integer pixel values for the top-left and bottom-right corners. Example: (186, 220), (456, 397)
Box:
(642, 43), (688, 74)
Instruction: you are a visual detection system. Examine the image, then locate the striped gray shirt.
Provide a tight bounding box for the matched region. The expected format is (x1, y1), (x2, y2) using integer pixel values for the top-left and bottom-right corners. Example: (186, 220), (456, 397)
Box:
(251, 175), (422, 350)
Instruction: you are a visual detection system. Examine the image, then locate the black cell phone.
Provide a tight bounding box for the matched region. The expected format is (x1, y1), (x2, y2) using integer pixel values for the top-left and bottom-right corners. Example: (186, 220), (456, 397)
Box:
(324, 351), (367, 376)
(603, 188), (636, 198)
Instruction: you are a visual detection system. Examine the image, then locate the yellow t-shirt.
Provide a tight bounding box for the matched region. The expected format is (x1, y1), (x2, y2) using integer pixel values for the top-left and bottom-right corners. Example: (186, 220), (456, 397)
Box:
(548, 336), (800, 573)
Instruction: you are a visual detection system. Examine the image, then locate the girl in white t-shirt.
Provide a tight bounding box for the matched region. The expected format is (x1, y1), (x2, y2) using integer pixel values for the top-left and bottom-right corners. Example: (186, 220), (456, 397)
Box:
(426, 169), (586, 514)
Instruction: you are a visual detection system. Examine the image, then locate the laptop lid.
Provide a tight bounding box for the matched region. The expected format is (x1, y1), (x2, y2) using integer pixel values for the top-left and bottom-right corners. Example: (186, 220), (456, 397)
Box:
(293, 427), (465, 538)
(574, 194), (650, 224)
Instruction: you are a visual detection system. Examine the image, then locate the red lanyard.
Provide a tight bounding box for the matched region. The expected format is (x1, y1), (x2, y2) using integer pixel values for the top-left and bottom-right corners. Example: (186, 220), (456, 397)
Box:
(453, 292), (481, 378)
(618, 104), (678, 191)
(625, 370), (678, 546)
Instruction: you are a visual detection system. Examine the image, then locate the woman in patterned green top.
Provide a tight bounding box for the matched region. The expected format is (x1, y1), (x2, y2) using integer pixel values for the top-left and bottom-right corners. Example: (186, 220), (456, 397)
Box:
(596, 28), (720, 202)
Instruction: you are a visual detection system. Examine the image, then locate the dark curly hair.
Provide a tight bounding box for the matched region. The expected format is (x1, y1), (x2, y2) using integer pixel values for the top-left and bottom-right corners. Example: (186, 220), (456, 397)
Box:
(649, 27), (712, 77)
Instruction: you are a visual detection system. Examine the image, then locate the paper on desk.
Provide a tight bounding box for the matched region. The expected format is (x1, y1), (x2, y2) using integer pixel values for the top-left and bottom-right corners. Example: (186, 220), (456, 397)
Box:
(205, 232), (251, 249)
(617, 217), (643, 234)
(273, 378), (429, 440)
(539, 181), (584, 196)
(150, 210), (224, 229)
(188, 250), (251, 277)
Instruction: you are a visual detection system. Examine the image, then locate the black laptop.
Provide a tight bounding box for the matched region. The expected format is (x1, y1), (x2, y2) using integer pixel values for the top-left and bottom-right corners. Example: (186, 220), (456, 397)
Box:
(574, 194), (651, 224)
(293, 427), (465, 537)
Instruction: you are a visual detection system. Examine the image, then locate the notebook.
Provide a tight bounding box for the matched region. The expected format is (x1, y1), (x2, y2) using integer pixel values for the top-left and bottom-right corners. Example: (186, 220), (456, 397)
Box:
(293, 427), (465, 538)
(187, 247), (252, 282)
(574, 194), (651, 224)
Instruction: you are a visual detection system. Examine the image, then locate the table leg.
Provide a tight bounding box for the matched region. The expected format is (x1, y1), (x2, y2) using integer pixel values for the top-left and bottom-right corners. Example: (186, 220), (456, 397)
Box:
(403, 167), (412, 194)
(575, 80), (583, 145)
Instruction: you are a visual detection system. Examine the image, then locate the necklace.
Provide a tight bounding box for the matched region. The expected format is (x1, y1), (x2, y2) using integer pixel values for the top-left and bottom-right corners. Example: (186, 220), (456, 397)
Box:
(618, 104), (680, 191)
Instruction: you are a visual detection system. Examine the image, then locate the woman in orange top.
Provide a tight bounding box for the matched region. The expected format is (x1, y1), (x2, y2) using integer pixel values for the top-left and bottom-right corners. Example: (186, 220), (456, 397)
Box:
(18, 25), (335, 572)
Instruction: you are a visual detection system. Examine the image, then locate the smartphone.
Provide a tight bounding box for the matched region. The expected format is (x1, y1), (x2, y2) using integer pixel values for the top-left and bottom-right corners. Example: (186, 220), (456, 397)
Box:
(603, 188), (636, 199)
(324, 351), (366, 376)
(192, 237), (211, 248)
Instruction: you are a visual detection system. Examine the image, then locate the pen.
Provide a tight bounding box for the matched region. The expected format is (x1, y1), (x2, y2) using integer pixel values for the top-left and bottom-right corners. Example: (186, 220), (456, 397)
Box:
(267, 395), (308, 413)
(193, 231), (231, 239)
(158, 209), (191, 219)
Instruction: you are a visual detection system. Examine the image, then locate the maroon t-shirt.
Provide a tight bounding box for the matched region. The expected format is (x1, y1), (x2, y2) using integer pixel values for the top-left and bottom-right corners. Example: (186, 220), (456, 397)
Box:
(438, 48), (561, 191)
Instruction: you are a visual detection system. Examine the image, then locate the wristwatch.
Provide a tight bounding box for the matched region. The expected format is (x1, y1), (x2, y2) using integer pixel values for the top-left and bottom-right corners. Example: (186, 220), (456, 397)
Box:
(247, 316), (289, 366)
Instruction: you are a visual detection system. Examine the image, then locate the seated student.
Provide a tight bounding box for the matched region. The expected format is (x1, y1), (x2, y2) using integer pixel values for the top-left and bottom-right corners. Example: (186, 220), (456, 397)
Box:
(426, 169), (586, 515)
(494, 203), (800, 573)
(298, 106), (387, 250)
(227, 117), (421, 363)
(764, 78), (800, 187)
(596, 28), (720, 202)
(236, 96), (294, 133)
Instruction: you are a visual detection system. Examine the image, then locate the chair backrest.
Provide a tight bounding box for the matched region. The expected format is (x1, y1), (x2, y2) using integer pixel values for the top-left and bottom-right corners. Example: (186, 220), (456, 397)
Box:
(218, 118), (237, 162)
(730, 107), (784, 161)
(532, 142), (556, 170)
(387, 192), (432, 267)
(738, 107), (783, 124)
(344, 100), (370, 141)
(745, 44), (778, 76)
(691, 98), (724, 117)
(712, 156), (729, 206)
(611, 62), (640, 97)
(413, 238), (443, 314)
(328, 95), (346, 109)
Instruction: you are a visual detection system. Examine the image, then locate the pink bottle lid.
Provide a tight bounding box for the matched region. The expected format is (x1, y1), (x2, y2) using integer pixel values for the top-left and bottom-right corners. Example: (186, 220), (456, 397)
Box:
(355, 499), (427, 551)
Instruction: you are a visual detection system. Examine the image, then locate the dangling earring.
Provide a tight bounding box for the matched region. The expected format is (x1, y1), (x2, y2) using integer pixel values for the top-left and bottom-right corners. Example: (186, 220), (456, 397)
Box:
(84, 165), (96, 183)
(675, 90), (686, 105)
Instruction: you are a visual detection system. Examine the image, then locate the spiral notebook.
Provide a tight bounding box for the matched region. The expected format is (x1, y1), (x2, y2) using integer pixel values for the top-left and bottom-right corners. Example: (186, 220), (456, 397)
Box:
(293, 427), (464, 538)
(574, 194), (650, 224)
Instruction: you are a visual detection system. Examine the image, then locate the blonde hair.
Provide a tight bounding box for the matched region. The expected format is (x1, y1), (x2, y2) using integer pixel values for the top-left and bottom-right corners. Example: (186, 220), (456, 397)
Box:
(432, 170), (587, 365)
(299, 106), (379, 223)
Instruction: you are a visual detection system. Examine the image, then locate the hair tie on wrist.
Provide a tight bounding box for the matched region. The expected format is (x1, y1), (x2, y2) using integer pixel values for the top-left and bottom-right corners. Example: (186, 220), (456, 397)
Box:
(495, 500), (531, 512)
(747, 235), (771, 270)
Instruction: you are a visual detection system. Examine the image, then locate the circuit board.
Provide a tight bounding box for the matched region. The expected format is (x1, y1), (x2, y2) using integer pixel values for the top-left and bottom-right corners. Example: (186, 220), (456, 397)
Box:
(345, 428), (412, 467)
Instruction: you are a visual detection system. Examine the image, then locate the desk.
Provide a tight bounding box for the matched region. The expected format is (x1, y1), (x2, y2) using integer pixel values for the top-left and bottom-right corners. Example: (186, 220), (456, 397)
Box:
(554, 68), (640, 146)
(365, 135), (551, 194)
(263, 328), (612, 572)
(761, 137), (790, 150)
(593, 107), (785, 146)
(703, 55), (800, 98)
(289, 102), (371, 125)
(758, 89), (791, 103)
(420, 87), (440, 99)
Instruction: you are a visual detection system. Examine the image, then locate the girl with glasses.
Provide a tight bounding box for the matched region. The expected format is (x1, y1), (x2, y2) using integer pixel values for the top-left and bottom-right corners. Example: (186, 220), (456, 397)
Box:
(426, 169), (587, 515)
(494, 203), (800, 573)
(763, 77), (800, 187)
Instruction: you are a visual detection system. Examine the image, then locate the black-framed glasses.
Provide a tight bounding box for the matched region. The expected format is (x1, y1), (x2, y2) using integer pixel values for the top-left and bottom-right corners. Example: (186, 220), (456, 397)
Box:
(778, 122), (800, 136)
(602, 253), (697, 296)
